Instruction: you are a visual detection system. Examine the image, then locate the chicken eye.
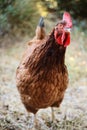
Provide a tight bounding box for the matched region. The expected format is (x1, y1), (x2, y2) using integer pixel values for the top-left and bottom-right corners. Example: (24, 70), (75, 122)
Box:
(59, 24), (64, 28)
(55, 27), (58, 30)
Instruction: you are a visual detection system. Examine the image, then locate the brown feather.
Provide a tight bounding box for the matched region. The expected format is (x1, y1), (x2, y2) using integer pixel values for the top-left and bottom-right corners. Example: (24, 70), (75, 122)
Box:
(16, 29), (68, 114)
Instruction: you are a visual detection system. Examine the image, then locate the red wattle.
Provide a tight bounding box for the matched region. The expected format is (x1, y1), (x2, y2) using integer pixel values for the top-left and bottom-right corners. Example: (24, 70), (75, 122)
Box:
(54, 31), (70, 47)
(56, 35), (63, 45)
(54, 30), (63, 45)
(64, 33), (70, 47)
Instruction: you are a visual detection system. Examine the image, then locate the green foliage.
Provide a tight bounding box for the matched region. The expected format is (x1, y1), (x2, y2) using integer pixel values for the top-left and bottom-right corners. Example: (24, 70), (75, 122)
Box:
(0, 0), (87, 36)
(55, 0), (87, 19)
(0, 0), (40, 35)
(38, 0), (87, 19)
(0, 0), (15, 13)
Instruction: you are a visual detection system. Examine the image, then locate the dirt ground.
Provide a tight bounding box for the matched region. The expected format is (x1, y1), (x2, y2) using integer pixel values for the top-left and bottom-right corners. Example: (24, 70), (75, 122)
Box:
(0, 35), (87, 130)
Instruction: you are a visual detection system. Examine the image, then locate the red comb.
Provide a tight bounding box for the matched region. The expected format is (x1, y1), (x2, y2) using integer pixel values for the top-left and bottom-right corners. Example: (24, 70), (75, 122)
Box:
(63, 12), (72, 28)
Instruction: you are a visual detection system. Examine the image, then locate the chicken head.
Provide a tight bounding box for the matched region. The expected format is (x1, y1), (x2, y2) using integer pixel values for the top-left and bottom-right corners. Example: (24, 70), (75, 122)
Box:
(54, 12), (72, 47)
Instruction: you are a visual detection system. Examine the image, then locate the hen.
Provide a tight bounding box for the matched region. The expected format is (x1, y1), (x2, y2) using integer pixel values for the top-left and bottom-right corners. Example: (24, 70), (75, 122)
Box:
(16, 12), (72, 128)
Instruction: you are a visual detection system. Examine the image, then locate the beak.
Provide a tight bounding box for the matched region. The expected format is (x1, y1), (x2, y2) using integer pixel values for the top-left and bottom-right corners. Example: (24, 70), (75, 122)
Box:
(64, 28), (71, 33)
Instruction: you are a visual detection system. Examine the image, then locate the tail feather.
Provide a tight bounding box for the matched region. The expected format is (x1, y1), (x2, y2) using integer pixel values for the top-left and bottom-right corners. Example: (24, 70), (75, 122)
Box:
(38, 17), (44, 27)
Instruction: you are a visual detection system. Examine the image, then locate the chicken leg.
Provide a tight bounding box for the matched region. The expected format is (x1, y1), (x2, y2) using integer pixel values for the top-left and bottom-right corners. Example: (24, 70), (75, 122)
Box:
(31, 114), (38, 130)
(34, 114), (37, 127)
(51, 107), (55, 122)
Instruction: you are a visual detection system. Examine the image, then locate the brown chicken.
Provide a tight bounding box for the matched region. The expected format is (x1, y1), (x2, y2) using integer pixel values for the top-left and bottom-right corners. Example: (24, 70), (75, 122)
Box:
(16, 12), (72, 128)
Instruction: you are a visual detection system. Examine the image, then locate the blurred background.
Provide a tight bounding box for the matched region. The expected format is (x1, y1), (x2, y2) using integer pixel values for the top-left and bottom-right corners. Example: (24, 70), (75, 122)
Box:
(0, 0), (87, 130)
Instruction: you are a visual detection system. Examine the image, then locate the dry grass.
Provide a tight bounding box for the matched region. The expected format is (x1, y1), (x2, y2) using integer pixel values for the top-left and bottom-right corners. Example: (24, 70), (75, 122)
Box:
(0, 28), (87, 130)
